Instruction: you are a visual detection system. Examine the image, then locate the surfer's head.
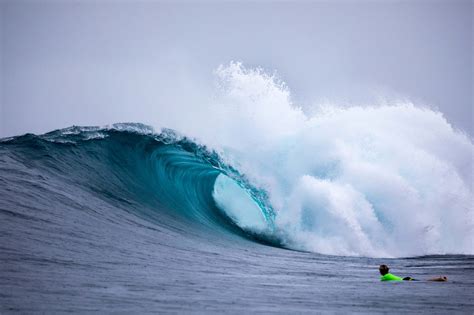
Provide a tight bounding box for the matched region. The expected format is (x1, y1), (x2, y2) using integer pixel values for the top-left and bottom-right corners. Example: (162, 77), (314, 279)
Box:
(379, 264), (389, 275)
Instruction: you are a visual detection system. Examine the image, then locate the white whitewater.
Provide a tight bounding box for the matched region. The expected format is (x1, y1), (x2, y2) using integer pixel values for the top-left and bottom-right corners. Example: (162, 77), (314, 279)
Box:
(178, 62), (473, 258)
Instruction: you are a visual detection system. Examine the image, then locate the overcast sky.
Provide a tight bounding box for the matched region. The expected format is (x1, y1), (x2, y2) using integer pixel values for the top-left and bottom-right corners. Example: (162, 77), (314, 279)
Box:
(1, 0), (472, 137)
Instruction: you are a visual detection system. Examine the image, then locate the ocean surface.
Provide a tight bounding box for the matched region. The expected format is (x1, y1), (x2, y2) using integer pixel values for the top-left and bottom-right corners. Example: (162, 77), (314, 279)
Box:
(0, 124), (473, 313)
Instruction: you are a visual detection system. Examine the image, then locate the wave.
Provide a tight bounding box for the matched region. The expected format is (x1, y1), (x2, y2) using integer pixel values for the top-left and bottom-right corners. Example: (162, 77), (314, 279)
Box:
(0, 124), (278, 247)
(1, 63), (473, 258)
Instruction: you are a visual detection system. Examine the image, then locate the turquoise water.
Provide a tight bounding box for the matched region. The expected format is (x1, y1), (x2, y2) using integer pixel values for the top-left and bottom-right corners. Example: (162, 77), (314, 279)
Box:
(1, 124), (473, 313)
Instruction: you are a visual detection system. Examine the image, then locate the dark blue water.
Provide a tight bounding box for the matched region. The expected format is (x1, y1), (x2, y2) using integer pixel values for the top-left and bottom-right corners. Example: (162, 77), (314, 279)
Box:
(1, 125), (473, 313)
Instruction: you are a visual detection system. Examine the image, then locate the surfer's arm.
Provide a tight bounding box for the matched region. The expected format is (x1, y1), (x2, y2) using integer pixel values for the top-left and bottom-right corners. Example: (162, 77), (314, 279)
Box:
(427, 276), (448, 282)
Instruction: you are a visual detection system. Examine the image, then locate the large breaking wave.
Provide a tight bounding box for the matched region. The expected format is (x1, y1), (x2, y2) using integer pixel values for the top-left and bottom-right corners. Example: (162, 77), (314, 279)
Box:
(1, 62), (472, 257)
(0, 125), (277, 244)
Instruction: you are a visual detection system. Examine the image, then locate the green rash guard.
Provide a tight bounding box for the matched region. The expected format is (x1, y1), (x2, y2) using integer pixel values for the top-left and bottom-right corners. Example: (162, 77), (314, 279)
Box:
(380, 273), (403, 281)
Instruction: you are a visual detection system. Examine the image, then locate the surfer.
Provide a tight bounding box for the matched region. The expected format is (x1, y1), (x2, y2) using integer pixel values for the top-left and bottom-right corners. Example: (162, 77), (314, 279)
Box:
(379, 264), (447, 282)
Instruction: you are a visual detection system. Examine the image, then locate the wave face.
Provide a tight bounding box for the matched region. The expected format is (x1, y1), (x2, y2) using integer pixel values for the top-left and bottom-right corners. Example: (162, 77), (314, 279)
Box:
(1, 63), (473, 258)
(0, 124), (278, 248)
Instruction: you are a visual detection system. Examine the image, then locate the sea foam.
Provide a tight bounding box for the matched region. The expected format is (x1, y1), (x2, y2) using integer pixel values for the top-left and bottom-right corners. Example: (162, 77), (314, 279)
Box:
(176, 62), (473, 257)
